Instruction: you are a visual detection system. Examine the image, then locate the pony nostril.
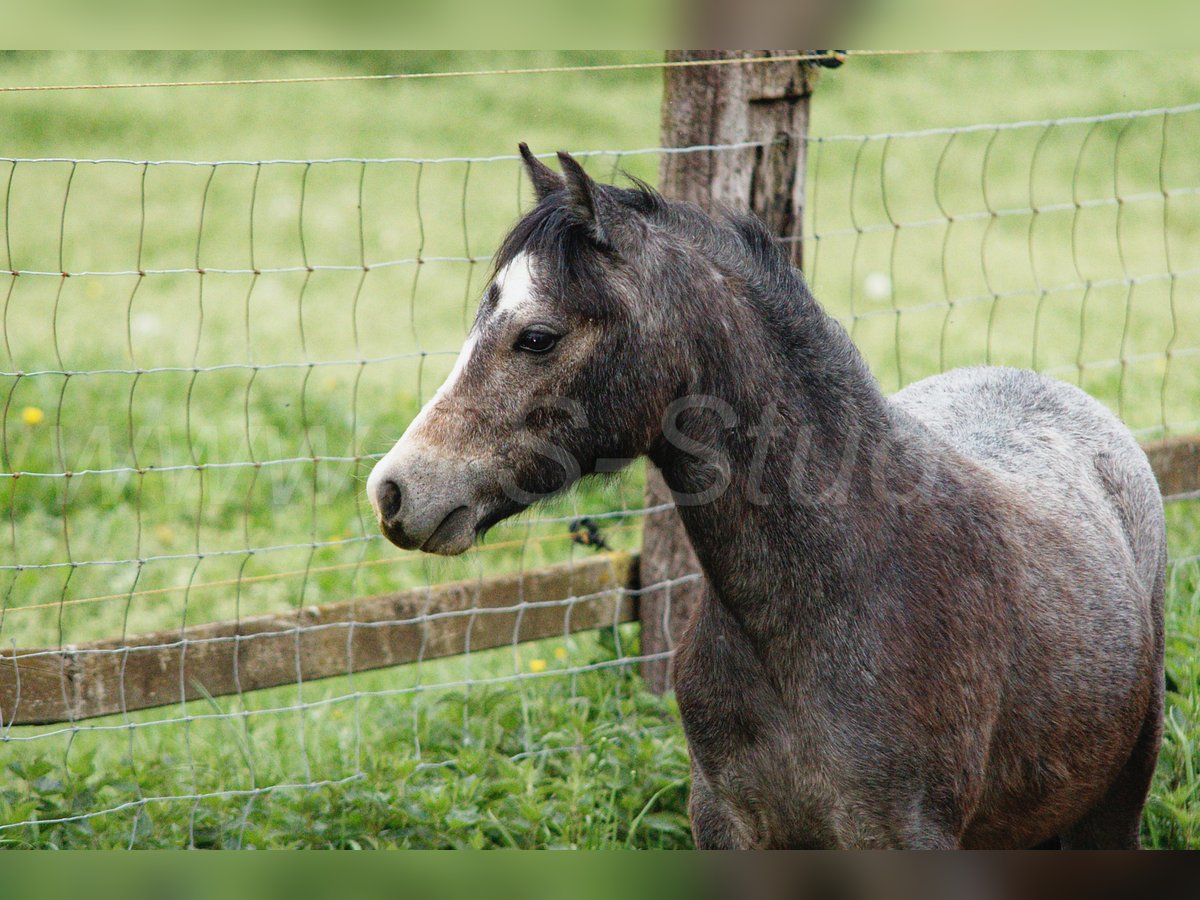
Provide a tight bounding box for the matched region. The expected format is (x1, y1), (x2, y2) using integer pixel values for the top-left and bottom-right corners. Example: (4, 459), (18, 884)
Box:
(376, 479), (403, 522)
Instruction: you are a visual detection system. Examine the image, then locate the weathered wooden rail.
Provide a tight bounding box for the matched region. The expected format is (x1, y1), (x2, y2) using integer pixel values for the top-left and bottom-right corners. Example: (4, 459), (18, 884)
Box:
(1, 552), (638, 727)
(1145, 434), (1200, 502)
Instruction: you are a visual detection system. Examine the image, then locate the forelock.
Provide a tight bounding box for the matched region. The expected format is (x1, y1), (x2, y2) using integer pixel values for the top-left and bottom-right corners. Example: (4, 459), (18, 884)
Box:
(492, 194), (586, 288)
(492, 175), (665, 281)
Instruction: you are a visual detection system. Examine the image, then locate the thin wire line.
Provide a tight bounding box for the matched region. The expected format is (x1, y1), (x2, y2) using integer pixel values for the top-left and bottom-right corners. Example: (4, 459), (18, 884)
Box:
(3, 256), (485, 277)
(0, 50), (979, 96)
(0, 775), (370, 830)
(0, 503), (668, 571)
(0, 144), (764, 166)
(2, 647), (682, 744)
(811, 101), (1200, 144)
(3, 523), (643, 616)
(0, 349), (455, 379)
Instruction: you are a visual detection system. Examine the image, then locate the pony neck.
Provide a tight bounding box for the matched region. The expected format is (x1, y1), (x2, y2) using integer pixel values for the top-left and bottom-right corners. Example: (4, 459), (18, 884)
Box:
(647, 277), (902, 622)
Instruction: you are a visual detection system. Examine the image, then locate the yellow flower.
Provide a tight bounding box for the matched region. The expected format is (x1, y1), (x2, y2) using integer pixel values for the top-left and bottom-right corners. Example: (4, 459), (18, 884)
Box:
(554, 647), (568, 661)
(528, 658), (547, 674)
(21, 406), (45, 426)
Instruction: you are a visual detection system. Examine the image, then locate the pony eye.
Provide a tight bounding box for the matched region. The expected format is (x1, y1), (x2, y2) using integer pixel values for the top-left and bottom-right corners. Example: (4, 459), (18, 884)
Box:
(515, 328), (559, 354)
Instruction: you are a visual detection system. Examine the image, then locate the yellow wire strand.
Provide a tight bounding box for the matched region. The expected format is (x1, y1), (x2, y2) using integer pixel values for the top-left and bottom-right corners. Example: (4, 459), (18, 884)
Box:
(5, 522), (640, 615)
(0, 51), (992, 95)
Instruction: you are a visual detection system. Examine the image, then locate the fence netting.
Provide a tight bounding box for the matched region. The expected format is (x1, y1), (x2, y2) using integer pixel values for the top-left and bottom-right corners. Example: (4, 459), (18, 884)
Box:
(2, 101), (1198, 844)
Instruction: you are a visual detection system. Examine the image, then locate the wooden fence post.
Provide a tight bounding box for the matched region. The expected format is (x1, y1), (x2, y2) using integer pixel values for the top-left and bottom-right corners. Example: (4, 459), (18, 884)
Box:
(640, 51), (816, 693)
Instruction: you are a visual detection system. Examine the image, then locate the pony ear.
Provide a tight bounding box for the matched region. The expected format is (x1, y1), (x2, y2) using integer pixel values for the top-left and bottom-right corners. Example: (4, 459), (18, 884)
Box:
(556, 151), (610, 245)
(519, 143), (563, 201)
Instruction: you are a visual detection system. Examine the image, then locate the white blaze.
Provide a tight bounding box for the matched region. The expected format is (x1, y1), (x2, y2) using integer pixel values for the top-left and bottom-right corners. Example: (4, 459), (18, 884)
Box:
(367, 332), (476, 514)
(493, 251), (536, 316)
(366, 251), (539, 515)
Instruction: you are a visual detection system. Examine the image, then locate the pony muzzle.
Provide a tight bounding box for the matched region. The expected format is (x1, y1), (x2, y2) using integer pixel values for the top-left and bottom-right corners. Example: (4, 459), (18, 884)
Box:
(367, 453), (480, 556)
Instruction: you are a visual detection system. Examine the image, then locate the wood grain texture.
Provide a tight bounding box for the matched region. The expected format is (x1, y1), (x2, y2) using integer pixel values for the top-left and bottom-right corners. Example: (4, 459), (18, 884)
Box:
(641, 51), (815, 693)
(1145, 434), (1200, 500)
(1, 553), (637, 726)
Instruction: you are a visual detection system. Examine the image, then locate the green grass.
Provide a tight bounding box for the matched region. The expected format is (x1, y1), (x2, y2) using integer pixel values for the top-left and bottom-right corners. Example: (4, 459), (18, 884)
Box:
(2, 52), (1199, 848)
(2, 628), (694, 849)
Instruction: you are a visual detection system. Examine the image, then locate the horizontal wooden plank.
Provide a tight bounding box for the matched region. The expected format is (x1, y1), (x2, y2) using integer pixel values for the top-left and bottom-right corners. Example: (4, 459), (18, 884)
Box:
(0, 552), (638, 727)
(1145, 434), (1200, 501)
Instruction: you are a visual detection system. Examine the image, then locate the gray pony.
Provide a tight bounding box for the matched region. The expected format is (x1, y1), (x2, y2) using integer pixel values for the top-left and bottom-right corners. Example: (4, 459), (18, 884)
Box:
(366, 146), (1166, 849)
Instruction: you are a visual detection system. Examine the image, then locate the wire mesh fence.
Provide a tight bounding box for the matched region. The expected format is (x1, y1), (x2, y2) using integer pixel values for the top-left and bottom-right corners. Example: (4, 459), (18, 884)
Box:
(2, 91), (1199, 844)
(803, 103), (1200, 441)
(0, 145), (678, 845)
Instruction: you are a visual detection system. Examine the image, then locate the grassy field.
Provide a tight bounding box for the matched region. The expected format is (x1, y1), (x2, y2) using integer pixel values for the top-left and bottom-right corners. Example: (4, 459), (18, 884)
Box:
(2, 52), (1199, 848)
